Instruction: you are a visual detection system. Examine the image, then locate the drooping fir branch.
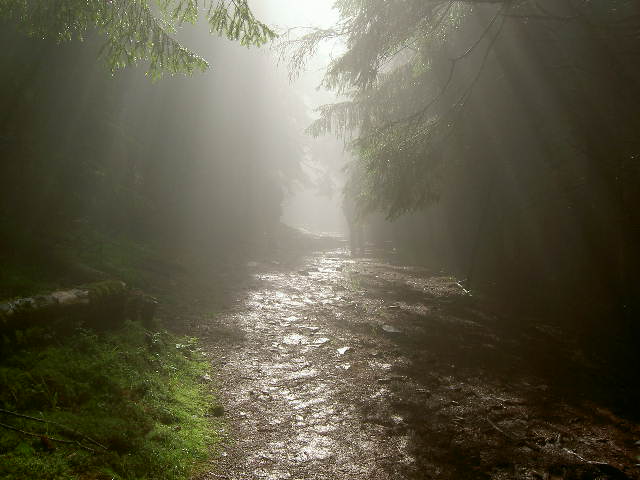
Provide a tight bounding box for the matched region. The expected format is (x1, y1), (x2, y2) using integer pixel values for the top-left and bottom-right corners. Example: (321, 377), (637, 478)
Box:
(285, 0), (636, 219)
(0, 0), (276, 78)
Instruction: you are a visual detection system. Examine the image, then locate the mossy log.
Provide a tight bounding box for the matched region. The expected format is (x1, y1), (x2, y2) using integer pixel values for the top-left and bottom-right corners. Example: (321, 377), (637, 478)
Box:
(0, 281), (156, 331)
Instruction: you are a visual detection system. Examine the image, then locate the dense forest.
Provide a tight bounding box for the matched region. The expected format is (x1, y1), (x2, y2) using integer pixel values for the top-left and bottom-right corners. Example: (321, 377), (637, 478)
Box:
(294, 0), (640, 326)
(0, 4), (305, 296)
(1, 1), (639, 479)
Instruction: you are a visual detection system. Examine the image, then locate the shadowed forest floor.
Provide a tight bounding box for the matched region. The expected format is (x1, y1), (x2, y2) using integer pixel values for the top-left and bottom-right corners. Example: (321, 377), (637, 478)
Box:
(181, 245), (639, 480)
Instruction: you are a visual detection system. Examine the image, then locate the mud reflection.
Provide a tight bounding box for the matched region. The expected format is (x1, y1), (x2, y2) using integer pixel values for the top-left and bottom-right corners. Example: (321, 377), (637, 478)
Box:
(202, 248), (639, 480)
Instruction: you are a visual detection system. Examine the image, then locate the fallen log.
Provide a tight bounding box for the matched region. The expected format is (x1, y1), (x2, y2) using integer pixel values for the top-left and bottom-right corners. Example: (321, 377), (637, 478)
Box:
(0, 280), (156, 331)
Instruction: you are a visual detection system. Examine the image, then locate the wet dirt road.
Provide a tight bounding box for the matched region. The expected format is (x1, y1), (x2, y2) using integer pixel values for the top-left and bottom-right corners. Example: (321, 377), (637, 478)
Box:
(197, 247), (640, 480)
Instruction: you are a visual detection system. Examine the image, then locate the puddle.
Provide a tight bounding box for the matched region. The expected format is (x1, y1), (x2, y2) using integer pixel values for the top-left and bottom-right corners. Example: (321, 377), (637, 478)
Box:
(300, 325), (320, 331)
(282, 334), (310, 345)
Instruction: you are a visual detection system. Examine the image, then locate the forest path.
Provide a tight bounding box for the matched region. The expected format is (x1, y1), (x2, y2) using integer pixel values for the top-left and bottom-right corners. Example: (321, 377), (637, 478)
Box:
(196, 247), (639, 480)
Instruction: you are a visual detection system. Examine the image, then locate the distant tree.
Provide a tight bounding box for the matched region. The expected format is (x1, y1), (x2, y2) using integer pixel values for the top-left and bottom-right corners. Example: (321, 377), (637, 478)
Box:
(0, 0), (275, 77)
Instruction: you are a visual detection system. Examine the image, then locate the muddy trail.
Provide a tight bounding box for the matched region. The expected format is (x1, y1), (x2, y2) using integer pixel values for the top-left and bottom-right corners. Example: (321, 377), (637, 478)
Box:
(192, 246), (640, 480)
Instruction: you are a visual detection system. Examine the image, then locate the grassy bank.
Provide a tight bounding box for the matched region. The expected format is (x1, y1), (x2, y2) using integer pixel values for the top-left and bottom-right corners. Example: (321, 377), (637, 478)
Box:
(0, 321), (222, 480)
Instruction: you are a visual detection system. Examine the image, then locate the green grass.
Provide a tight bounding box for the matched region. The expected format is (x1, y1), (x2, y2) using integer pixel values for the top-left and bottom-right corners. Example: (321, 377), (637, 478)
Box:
(0, 321), (222, 480)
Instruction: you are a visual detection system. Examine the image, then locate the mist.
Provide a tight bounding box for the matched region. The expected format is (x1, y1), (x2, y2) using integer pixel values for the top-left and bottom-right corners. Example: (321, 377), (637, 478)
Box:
(0, 1), (639, 479)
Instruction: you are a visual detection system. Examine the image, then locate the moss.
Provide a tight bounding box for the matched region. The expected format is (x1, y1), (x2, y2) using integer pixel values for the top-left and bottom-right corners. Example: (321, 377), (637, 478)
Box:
(0, 321), (221, 480)
(85, 280), (127, 301)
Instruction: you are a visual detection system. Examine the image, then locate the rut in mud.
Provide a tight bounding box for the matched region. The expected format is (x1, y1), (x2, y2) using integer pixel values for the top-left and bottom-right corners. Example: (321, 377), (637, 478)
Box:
(194, 247), (639, 480)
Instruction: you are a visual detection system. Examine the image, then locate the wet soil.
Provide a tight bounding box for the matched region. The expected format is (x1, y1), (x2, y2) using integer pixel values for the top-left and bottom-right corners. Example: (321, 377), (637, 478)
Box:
(194, 246), (640, 480)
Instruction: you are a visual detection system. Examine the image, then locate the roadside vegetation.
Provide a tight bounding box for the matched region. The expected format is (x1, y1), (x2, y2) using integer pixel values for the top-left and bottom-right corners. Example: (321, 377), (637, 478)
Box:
(0, 321), (222, 480)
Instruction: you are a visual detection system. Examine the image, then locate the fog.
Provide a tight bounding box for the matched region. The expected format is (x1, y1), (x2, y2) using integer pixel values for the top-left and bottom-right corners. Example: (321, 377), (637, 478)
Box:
(253, 1), (347, 236)
(1, 1), (639, 479)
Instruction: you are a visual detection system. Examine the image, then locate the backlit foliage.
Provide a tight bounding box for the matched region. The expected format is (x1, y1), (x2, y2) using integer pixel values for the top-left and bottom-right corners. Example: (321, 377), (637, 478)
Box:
(0, 0), (275, 78)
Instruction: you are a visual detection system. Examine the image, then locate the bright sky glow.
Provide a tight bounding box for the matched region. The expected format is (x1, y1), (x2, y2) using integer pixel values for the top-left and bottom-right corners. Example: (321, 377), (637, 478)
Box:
(252, 0), (339, 30)
(250, 0), (343, 112)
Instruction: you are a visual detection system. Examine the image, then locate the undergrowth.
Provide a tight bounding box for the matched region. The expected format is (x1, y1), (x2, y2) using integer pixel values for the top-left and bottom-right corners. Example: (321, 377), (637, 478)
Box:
(0, 225), (164, 298)
(0, 321), (222, 480)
